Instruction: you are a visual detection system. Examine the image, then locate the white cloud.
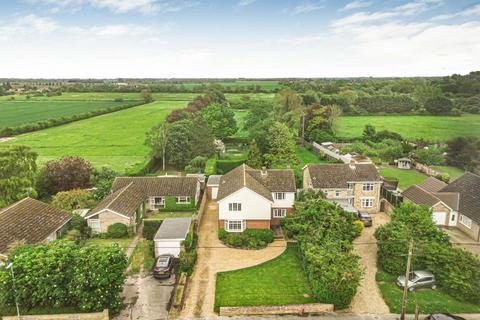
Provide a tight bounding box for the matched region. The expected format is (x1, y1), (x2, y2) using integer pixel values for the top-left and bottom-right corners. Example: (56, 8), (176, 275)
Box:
(291, 1), (324, 15)
(431, 4), (480, 21)
(340, 1), (372, 12)
(90, 24), (153, 37)
(237, 0), (256, 7)
(0, 14), (58, 39)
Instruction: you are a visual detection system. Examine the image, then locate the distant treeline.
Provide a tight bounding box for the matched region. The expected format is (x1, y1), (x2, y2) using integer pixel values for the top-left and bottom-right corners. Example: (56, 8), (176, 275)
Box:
(0, 100), (145, 137)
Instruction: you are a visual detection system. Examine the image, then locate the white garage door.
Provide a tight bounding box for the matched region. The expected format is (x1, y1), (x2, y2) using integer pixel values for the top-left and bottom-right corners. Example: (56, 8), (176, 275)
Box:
(212, 187), (218, 200)
(154, 240), (181, 258)
(432, 212), (446, 225)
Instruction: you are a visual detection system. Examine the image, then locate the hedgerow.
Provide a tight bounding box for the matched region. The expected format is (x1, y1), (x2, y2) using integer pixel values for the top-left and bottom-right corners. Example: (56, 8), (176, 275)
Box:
(282, 197), (363, 309)
(218, 228), (273, 249)
(0, 241), (127, 312)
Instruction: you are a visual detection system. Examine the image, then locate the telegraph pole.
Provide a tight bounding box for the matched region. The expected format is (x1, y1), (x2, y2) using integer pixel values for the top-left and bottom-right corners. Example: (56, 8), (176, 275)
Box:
(400, 239), (414, 320)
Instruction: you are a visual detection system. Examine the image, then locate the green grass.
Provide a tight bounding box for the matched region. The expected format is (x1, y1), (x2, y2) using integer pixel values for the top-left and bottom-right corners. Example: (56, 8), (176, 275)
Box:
(432, 166), (465, 179)
(379, 167), (428, 190)
(376, 270), (480, 314)
(83, 238), (132, 251)
(2, 97), (191, 172)
(146, 212), (195, 220)
(214, 244), (315, 312)
(0, 100), (136, 130)
(296, 145), (326, 168)
(128, 239), (155, 275)
(338, 115), (480, 141)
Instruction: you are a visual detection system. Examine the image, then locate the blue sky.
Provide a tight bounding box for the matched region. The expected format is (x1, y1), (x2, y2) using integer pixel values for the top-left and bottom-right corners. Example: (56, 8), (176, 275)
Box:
(0, 0), (479, 78)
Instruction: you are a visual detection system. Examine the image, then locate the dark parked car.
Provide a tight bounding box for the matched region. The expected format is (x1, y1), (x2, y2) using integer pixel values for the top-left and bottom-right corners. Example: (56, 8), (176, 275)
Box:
(357, 212), (372, 227)
(424, 314), (466, 320)
(397, 270), (436, 291)
(152, 254), (174, 279)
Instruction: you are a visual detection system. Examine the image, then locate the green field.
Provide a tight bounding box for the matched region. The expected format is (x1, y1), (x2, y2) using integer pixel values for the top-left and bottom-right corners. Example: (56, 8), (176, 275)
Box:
(0, 100), (137, 130)
(338, 115), (480, 141)
(181, 80), (281, 91)
(2, 97), (191, 172)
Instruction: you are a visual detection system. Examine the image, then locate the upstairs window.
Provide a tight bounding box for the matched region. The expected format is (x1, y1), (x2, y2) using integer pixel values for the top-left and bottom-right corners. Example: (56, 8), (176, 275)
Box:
(335, 190), (341, 197)
(274, 192), (286, 200)
(229, 203), (242, 211)
(363, 183), (374, 191)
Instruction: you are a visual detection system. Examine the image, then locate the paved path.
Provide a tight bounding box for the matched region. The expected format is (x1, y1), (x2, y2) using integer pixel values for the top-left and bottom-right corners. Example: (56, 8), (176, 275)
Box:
(180, 201), (287, 319)
(349, 212), (390, 314)
(445, 228), (480, 256)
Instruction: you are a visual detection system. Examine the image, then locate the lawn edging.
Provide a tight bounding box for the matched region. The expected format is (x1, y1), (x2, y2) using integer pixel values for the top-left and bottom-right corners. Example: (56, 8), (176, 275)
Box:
(219, 303), (333, 316)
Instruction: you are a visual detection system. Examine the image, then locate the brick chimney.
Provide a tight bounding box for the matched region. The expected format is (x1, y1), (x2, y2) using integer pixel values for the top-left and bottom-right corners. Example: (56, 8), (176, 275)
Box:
(261, 166), (268, 176)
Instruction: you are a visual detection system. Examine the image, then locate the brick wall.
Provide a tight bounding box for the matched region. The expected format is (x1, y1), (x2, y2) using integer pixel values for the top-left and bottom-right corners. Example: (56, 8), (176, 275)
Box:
(271, 208), (293, 226)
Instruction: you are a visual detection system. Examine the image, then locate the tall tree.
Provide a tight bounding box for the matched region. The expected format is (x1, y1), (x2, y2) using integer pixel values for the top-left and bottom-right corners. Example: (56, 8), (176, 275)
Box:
(140, 89), (153, 103)
(446, 137), (480, 171)
(165, 120), (195, 168)
(413, 81), (442, 107)
(0, 146), (37, 207)
(198, 103), (237, 139)
(273, 88), (304, 133)
(325, 104), (342, 134)
(190, 117), (215, 158)
(264, 122), (298, 168)
(246, 140), (263, 168)
(145, 122), (169, 171)
(425, 96), (454, 115)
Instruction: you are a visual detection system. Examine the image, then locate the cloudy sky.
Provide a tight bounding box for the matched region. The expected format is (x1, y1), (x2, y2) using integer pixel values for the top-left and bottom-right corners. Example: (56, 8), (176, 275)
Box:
(0, 0), (479, 78)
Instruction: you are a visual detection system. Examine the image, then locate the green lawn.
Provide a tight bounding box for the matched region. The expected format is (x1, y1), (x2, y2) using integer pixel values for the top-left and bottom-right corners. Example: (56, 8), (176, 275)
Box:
(376, 271), (480, 314)
(146, 212), (195, 220)
(2, 97), (191, 172)
(83, 238), (132, 251)
(379, 167), (428, 190)
(338, 115), (480, 141)
(128, 239), (155, 275)
(296, 145), (326, 168)
(215, 244), (315, 312)
(0, 100), (138, 130)
(432, 166), (465, 179)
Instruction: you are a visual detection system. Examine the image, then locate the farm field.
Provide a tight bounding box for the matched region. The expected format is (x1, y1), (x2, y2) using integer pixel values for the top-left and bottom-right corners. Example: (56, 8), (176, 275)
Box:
(0, 100), (138, 130)
(2, 97), (191, 172)
(337, 115), (480, 141)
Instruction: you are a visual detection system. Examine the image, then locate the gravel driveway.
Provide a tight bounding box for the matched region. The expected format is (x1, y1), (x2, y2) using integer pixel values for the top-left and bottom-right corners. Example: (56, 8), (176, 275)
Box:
(180, 201), (287, 319)
(348, 212), (390, 314)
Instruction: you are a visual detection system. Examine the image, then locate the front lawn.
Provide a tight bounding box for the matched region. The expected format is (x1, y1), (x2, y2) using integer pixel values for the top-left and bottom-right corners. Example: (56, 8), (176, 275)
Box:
(376, 271), (480, 314)
(147, 211), (194, 220)
(83, 238), (132, 251)
(379, 167), (428, 190)
(214, 244), (315, 312)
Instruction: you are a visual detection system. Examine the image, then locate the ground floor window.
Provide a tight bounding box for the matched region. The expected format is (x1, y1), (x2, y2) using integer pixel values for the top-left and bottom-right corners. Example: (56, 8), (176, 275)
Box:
(176, 196), (190, 204)
(150, 197), (165, 209)
(273, 208), (287, 218)
(459, 215), (472, 229)
(361, 197), (374, 208)
(88, 219), (101, 234)
(225, 220), (245, 232)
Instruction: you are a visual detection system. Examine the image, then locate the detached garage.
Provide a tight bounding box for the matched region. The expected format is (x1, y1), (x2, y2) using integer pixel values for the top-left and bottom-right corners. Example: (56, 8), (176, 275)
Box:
(207, 175), (222, 200)
(154, 218), (192, 258)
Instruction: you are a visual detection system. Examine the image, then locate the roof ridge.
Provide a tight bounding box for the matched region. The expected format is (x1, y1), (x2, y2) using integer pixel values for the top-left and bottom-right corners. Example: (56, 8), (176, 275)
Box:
(0, 197), (32, 215)
(105, 182), (134, 209)
(243, 163), (246, 186)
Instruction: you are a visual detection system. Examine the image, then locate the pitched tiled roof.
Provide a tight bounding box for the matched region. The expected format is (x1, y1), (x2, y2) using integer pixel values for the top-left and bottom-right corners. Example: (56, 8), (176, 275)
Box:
(403, 185), (443, 208)
(440, 172), (480, 224)
(432, 192), (459, 211)
(217, 164), (296, 201)
(88, 176), (199, 218)
(112, 176), (198, 197)
(417, 177), (448, 193)
(0, 198), (71, 254)
(306, 163), (381, 189)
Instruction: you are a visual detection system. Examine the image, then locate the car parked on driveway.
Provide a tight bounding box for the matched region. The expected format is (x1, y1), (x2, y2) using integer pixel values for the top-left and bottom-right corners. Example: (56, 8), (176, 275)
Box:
(152, 254), (175, 279)
(397, 270), (436, 291)
(424, 314), (466, 320)
(357, 212), (373, 227)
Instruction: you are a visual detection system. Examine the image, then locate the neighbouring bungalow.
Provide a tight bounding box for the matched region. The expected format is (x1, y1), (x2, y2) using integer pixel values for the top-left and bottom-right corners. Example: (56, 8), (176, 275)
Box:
(440, 172), (480, 241)
(0, 197), (71, 260)
(217, 164), (296, 232)
(303, 163), (383, 214)
(403, 177), (459, 226)
(86, 176), (200, 234)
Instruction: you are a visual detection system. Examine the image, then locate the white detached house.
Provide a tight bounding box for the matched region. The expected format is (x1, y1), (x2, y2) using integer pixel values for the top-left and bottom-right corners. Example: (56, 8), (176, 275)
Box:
(216, 164), (296, 232)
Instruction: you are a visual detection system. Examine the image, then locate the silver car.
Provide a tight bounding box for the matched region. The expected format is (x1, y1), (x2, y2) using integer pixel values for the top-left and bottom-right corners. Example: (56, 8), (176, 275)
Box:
(397, 270), (437, 291)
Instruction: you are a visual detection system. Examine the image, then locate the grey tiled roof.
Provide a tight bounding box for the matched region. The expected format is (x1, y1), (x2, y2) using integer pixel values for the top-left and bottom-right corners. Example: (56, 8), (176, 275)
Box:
(0, 198), (71, 254)
(403, 185), (442, 208)
(440, 172), (480, 224)
(306, 163), (381, 189)
(217, 164), (296, 201)
(417, 177), (447, 193)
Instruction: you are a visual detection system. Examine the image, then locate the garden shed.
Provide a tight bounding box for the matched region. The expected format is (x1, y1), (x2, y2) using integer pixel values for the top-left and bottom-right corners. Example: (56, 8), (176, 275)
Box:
(207, 175), (222, 200)
(395, 158), (412, 169)
(154, 218), (192, 257)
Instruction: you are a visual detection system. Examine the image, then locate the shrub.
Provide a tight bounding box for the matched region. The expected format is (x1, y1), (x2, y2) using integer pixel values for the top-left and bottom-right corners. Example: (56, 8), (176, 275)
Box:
(66, 213), (90, 239)
(352, 220), (364, 238)
(219, 229), (273, 249)
(107, 223), (129, 238)
(218, 228), (227, 241)
(143, 220), (162, 240)
(182, 232), (197, 251)
(244, 228), (274, 243)
(226, 233), (244, 247)
(179, 250), (197, 275)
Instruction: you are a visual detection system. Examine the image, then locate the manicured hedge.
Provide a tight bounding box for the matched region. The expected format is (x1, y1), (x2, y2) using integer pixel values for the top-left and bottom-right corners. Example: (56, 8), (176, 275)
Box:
(106, 223), (129, 238)
(218, 228), (274, 249)
(158, 196), (196, 212)
(216, 159), (246, 174)
(143, 220), (162, 240)
(204, 158), (217, 176)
